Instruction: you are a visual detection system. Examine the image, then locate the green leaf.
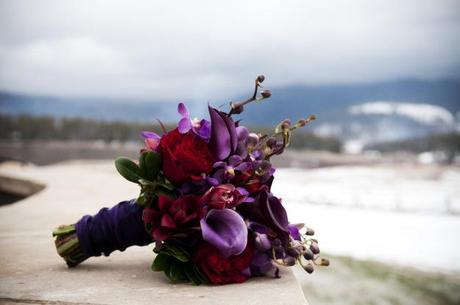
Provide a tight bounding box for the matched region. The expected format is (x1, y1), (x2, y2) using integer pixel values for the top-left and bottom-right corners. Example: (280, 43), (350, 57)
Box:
(193, 265), (209, 284)
(144, 151), (162, 180)
(168, 261), (186, 282)
(184, 264), (202, 285)
(115, 157), (143, 184)
(152, 253), (171, 272)
(162, 243), (190, 262)
(138, 179), (155, 187)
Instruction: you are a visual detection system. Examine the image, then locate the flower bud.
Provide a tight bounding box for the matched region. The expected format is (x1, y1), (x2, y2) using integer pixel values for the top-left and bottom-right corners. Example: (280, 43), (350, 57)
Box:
(257, 75), (265, 83)
(297, 119), (306, 127)
(281, 119), (291, 130)
(283, 256), (296, 266)
(303, 263), (314, 274)
(266, 137), (277, 148)
(230, 102), (244, 114)
(319, 258), (330, 266)
(310, 243), (320, 254)
(261, 90), (271, 98)
(302, 248), (314, 260)
(287, 247), (300, 258)
(247, 133), (259, 148)
(305, 227), (315, 236)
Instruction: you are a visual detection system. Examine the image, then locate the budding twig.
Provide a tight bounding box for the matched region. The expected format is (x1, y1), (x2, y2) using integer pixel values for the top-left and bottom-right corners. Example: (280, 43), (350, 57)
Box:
(228, 75), (271, 117)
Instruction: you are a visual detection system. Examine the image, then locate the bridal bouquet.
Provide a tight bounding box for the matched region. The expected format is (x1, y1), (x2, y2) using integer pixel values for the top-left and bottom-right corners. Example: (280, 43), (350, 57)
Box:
(53, 76), (328, 285)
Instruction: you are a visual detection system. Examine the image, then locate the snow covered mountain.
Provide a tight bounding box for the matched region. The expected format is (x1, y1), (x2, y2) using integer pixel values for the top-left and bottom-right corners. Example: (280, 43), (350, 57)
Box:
(313, 101), (458, 153)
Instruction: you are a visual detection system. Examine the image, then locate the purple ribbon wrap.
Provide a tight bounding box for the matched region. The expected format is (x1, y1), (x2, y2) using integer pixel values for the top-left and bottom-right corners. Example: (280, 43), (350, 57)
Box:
(75, 199), (152, 257)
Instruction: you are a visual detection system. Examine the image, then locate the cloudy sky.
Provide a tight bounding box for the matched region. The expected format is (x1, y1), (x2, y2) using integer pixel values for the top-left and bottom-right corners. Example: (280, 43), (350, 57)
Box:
(0, 0), (459, 100)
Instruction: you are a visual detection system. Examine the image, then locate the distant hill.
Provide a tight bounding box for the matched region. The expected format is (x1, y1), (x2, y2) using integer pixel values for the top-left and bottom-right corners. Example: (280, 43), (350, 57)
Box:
(1, 79), (459, 150)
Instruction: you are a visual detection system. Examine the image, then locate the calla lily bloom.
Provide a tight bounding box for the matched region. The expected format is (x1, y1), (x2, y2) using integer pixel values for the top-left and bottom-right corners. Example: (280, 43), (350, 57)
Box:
(208, 105), (238, 161)
(200, 208), (248, 258)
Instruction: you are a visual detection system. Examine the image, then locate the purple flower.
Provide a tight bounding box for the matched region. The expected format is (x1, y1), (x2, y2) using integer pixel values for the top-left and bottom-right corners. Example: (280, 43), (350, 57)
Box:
(237, 186), (290, 245)
(200, 208), (248, 258)
(212, 154), (252, 182)
(288, 224), (301, 241)
(208, 105), (238, 161)
(177, 102), (211, 140)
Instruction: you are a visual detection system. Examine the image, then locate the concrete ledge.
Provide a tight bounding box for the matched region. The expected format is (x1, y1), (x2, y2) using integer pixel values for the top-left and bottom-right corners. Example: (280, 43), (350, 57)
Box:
(0, 161), (308, 305)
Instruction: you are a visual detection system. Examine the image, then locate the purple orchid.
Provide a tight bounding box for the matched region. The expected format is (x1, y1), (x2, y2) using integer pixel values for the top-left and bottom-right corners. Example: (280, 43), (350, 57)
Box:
(212, 154), (251, 182)
(200, 208), (248, 258)
(208, 105), (238, 161)
(177, 102), (211, 140)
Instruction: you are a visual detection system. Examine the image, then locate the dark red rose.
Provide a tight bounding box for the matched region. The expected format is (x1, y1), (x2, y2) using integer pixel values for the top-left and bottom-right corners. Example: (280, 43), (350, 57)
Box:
(159, 129), (214, 185)
(193, 241), (254, 285)
(143, 195), (205, 241)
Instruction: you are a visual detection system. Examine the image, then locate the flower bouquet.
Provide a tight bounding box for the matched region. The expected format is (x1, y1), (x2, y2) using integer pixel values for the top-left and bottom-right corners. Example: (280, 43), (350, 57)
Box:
(53, 75), (328, 285)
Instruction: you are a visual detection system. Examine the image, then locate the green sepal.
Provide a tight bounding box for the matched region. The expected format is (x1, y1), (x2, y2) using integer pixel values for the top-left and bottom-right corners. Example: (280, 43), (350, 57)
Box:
(115, 157), (143, 184)
(152, 253), (171, 272)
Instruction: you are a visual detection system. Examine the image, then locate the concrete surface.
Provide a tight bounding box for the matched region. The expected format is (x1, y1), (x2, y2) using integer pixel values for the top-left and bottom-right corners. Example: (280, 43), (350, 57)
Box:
(0, 161), (307, 305)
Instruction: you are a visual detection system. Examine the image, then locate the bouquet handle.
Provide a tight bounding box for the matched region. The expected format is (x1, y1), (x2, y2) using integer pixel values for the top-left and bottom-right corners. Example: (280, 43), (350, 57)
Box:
(53, 200), (152, 267)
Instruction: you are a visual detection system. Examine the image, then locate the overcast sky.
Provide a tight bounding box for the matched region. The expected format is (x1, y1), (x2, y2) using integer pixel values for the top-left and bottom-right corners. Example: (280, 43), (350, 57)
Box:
(0, 0), (459, 100)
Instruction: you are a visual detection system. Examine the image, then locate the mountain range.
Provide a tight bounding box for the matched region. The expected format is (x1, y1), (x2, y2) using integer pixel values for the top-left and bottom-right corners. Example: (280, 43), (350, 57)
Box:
(1, 79), (459, 150)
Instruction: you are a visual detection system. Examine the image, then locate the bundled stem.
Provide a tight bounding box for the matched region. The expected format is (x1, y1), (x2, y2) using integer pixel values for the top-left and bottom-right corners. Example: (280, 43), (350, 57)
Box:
(52, 224), (90, 267)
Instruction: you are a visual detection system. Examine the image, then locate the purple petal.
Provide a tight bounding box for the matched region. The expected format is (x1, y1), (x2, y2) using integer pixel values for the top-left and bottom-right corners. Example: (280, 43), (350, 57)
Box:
(141, 131), (161, 139)
(178, 102), (189, 117)
(288, 224), (301, 240)
(236, 187), (249, 196)
(236, 126), (249, 141)
(213, 161), (227, 168)
(255, 233), (272, 251)
(195, 119), (211, 140)
(200, 208), (248, 258)
(208, 105), (237, 161)
(234, 162), (251, 172)
(178, 117), (192, 134)
(229, 155), (243, 166)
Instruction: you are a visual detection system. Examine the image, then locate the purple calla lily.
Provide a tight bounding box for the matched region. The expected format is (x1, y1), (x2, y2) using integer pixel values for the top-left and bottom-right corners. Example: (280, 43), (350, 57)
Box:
(200, 208), (248, 258)
(237, 186), (290, 245)
(208, 105), (238, 161)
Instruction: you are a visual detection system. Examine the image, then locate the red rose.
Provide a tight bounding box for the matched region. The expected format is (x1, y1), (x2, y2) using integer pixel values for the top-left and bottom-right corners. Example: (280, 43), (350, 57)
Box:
(159, 129), (214, 185)
(193, 241), (254, 285)
(143, 195), (205, 241)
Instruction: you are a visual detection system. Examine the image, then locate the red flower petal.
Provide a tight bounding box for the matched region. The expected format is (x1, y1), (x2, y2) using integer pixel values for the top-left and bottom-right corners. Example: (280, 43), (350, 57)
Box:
(161, 214), (177, 228)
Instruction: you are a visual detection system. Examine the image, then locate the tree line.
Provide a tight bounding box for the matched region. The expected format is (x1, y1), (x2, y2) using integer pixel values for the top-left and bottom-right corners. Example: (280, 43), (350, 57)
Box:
(0, 114), (342, 152)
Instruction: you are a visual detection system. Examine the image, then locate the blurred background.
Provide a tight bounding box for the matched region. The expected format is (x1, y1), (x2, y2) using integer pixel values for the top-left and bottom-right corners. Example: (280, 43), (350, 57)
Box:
(0, 1), (459, 304)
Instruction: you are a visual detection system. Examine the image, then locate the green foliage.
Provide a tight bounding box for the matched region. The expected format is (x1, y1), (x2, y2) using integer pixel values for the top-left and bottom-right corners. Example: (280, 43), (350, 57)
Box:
(152, 242), (208, 285)
(139, 151), (162, 181)
(115, 157), (143, 184)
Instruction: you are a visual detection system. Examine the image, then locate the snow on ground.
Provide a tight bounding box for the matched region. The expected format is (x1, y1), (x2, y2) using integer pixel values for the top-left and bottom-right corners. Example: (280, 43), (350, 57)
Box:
(272, 166), (460, 272)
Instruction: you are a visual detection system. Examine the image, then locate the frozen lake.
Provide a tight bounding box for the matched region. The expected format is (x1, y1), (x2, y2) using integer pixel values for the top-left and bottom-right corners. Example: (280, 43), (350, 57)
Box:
(272, 165), (460, 272)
